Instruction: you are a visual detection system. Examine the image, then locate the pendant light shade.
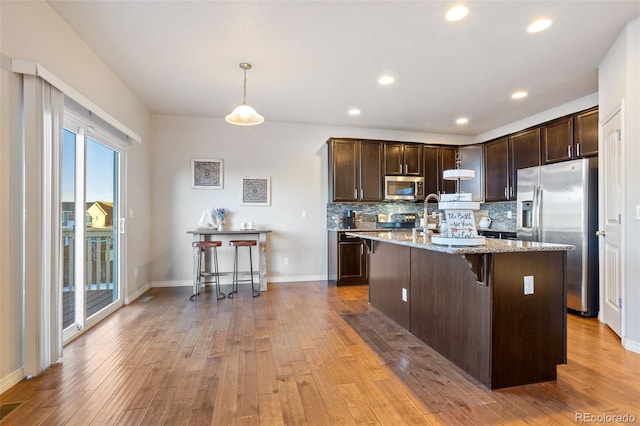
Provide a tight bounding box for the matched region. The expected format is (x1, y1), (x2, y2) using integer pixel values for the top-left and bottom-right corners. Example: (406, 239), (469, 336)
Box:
(225, 63), (264, 126)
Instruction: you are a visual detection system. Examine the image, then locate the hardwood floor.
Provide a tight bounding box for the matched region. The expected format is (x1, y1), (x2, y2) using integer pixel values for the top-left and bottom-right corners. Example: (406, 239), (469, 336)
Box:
(1, 282), (639, 425)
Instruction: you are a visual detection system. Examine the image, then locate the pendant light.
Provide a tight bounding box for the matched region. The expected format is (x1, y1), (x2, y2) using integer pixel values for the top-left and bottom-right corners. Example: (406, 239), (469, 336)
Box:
(225, 62), (264, 126)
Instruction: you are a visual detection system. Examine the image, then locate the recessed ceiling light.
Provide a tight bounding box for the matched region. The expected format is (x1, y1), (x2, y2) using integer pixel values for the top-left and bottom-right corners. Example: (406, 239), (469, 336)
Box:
(446, 5), (469, 22)
(348, 108), (361, 116)
(378, 75), (394, 85)
(512, 91), (528, 99)
(456, 117), (469, 125)
(528, 18), (552, 33)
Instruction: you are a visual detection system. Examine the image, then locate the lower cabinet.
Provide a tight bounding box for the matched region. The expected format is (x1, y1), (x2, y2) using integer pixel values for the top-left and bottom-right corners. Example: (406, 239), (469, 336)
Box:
(328, 231), (368, 285)
(367, 240), (567, 389)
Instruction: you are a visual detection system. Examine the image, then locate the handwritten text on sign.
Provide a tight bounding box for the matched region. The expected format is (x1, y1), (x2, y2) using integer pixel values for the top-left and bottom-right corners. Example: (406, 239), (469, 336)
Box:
(445, 209), (478, 238)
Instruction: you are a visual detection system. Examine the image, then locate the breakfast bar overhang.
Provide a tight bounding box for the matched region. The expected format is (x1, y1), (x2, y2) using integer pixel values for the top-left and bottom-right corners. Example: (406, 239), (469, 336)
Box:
(348, 231), (573, 389)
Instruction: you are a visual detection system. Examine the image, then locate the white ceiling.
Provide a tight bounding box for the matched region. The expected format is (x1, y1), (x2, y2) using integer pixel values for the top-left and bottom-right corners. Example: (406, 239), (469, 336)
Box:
(48, 1), (639, 136)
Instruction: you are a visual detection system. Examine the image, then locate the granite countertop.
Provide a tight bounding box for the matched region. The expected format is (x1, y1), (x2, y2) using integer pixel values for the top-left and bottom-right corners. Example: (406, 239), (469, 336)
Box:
(346, 230), (574, 254)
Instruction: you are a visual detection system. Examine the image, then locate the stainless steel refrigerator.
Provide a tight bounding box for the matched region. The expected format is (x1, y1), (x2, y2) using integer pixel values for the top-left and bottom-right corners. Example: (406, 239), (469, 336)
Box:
(516, 158), (599, 317)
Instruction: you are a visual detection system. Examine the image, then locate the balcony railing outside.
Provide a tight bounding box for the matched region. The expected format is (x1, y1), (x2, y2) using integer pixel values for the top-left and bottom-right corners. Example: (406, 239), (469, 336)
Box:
(62, 227), (116, 328)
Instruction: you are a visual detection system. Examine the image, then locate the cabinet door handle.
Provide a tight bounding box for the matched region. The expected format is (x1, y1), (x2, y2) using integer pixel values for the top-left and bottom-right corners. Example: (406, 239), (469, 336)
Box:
(568, 145), (572, 158)
(360, 188), (363, 199)
(504, 186), (508, 199)
(361, 244), (364, 255)
(577, 143), (581, 157)
(354, 189), (357, 199)
(510, 186), (513, 198)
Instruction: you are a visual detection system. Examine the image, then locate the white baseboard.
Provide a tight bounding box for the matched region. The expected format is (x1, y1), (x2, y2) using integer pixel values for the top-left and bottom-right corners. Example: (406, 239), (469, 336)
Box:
(125, 283), (151, 304)
(151, 280), (192, 288)
(151, 275), (327, 288)
(268, 275), (327, 283)
(1, 366), (24, 394)
(622, 337), (640, 354)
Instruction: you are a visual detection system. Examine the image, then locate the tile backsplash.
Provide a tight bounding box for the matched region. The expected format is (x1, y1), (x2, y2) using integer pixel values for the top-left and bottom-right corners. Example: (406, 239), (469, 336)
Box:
(327, 201), (517, 232)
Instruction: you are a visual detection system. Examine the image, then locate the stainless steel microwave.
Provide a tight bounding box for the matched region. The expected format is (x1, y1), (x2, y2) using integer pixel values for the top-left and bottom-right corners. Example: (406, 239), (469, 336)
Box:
(384, 176), (425, 200)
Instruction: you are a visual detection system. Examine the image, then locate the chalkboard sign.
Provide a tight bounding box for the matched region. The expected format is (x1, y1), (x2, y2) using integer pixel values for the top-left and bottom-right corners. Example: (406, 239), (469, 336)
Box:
(445, 209), (478, 238)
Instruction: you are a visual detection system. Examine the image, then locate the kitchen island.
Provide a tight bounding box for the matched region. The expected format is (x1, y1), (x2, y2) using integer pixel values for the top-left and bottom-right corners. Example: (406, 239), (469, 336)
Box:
(347, 230), (573, 389)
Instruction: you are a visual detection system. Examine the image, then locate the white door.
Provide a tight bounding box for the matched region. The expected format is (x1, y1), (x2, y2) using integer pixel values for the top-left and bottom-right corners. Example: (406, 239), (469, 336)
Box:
(599, 109), (623, 336)
(61, 113), (125, 342)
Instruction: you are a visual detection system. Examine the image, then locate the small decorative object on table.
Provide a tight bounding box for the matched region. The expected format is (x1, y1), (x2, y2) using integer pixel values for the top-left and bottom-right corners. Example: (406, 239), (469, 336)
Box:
(215, 208), (227, 230)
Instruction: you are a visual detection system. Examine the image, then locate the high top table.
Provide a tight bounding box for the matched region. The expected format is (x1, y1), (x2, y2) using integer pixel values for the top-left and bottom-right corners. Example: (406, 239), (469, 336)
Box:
(187, 229), (271, 292)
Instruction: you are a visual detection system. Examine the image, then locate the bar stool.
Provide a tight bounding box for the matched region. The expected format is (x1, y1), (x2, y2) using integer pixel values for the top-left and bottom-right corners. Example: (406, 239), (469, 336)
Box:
(191, 240), (225, 301)
(228, 239), (259, 298)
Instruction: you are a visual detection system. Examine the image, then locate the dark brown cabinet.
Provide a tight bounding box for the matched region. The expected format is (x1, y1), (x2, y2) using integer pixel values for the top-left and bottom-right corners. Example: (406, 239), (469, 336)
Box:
(484, 129), (540, 202)
(423, 145), (457, 201)
(484, 137), (511, 202)
(328, 231), (368, 286)
(510, 128), (541, 197)
(440, 146), (458, 194)
(423, 145), (440, 198)
(328, 138), (383, 202)
(575, 107), (599, 157)
(384, 143), (423, 176)
(539, 107), (598, 163)
(541, 116), (574, 164)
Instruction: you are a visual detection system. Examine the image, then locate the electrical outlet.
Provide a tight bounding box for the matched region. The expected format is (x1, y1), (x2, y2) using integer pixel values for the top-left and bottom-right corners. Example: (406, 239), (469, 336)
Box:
(524, 275), (534, 295)
(134, 267), (138, 277)
(301, 210), (307, 219)
(402, 288), (408, 302)
(284, 257), (289, 265)
(507, 211), (512, 219)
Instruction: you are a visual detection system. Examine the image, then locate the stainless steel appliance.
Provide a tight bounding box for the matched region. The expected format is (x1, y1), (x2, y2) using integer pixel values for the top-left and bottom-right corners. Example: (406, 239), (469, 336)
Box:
(384, 176), (425, 201)
(517, 158), (599, 317)
(376, 212), (417, 229)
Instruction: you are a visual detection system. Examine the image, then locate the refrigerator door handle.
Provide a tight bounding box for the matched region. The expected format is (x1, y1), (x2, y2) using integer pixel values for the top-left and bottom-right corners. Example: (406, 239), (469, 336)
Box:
(533, 185), (542, 241)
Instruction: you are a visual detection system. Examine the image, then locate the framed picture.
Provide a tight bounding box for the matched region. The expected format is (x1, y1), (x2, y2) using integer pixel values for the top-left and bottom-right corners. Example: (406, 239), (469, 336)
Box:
(242, 177), (271, 206)
(192, 159), (223, 189)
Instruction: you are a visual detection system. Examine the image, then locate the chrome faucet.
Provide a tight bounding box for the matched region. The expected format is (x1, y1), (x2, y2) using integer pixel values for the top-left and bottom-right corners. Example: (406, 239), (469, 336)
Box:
(424, 193), (440, 205)
(423, 193), (441, 230)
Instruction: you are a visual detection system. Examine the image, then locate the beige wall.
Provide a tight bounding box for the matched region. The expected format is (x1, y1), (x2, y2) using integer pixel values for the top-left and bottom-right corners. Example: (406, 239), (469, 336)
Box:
(150, 115), (471, 285)
(0, 1), (152, 389)
(599, 17), (640, 350)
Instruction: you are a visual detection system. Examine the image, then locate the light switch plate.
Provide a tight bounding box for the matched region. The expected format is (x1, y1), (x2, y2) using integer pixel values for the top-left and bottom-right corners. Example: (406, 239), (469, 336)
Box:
(402, 288), (408, 302)
(524, 275), (534, 295)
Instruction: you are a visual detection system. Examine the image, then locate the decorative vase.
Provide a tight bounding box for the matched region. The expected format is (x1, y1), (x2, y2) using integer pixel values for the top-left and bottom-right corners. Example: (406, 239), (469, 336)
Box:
(217, 216), (225, 231)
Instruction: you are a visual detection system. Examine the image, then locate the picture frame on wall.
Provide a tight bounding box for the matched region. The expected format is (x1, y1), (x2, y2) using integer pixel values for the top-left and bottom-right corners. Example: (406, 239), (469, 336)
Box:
(192, 159), (223, 189)
(242, 177), (271, 206)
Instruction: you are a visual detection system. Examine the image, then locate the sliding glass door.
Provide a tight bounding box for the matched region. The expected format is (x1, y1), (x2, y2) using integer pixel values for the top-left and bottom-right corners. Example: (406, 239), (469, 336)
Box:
(62, 117), (124, 340)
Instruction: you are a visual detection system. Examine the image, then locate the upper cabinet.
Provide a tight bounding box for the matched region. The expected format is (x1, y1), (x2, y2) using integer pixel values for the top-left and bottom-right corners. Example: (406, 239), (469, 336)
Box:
(510, 127), (541, 196)
(423, 145), (457, 200)
(459, 144), (485, 202)
(484, 137), (511, 202)
(541, 116), (573, 164)
(540, 107), (599, 164)
(328, 107), (598, 204)
(328, 138), (383, 202)
(384, 143), (423, 176)
(575, 107), (599, 157)
(440, 146), (458, 194)
(423, 146), (440, 198)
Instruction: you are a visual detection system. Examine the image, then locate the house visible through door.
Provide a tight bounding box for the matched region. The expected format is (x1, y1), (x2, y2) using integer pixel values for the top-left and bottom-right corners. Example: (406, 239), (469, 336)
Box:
(61, 113), (124, 342)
